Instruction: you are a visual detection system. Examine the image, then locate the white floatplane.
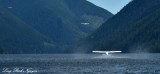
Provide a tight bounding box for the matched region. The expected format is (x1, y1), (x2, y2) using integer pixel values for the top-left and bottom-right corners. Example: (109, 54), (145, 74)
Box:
(92, 51), (122, 55)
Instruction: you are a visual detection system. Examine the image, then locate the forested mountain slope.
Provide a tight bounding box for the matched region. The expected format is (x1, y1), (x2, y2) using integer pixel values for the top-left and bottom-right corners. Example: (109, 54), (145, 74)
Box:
(86, 0), (160, 53)
(0, 0), (112, 53)
(0, 7), (54, 54)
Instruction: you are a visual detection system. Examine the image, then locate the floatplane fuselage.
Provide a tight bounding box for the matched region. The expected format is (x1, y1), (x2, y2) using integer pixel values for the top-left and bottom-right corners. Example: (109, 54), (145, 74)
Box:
(92, 51), (122, 55)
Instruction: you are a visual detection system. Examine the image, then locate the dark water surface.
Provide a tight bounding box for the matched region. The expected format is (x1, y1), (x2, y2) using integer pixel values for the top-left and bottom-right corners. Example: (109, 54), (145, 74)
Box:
(0, 54), (160, 74)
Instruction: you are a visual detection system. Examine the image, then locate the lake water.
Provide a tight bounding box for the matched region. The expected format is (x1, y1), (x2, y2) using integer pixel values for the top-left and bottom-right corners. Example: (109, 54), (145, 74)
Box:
(0, 54), (160, 74)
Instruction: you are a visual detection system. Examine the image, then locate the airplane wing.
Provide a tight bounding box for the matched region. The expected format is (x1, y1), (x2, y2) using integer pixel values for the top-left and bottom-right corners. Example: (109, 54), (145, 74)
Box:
(92, 51), (122, 55)
(107, 51), (122, 53)
(92, 51), (107, 54)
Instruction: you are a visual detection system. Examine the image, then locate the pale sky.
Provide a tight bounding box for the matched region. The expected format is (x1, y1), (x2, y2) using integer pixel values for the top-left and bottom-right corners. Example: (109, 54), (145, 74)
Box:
(87, 0), (132, 14)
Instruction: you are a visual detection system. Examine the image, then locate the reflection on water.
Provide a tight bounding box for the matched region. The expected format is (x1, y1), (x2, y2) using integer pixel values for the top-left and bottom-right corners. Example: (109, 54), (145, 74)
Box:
(0, 54), (160, 74)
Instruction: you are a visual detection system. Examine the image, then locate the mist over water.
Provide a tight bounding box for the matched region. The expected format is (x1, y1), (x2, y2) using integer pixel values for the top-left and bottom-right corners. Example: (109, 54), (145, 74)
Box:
(0, 54), (160, 74)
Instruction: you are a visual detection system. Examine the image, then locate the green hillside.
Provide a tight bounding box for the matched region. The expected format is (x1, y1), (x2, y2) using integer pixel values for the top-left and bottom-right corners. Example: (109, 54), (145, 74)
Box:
(0, 0), (112, 53)
(0, 0), (112, 41)
(0, 7), (54, 54)
(86, 0), (160, 53)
